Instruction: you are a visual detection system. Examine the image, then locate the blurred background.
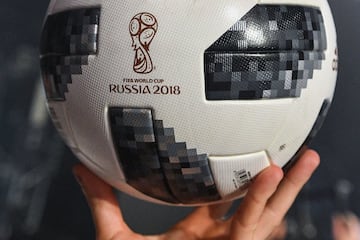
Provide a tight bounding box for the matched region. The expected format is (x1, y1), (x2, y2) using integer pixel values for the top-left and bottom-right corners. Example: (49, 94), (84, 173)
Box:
(0, 0), (359, 239)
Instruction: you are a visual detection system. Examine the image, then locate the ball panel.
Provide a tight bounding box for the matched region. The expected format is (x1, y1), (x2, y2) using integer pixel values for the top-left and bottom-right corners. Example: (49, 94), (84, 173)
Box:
(40, 8), (100, 56)
(158, 149), (220, 204)
(41, 56), (89, 101)
(206, 5), (327, 52)
(209, 151), (270, 198)
(204, 51), (325, 100)
(204, 5), (327, 101)
(40, 8), (100, 101)
(108, 107), (221, 204)
(108, 107), (177, 203)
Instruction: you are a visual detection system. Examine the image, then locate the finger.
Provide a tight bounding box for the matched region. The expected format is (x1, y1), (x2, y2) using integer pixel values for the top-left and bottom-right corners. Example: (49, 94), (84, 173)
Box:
(258, 150), (320, 237)
(73, 164), (131, 239)
(209, 201), (234, 220)
(345, 213), (360, 232)
(171, 202), (233, 238)
(172, 205), (221, 237)
(230, 165), (283, 240)
(332, 213), (360, 240)
(332, 214), (348, 240)
(266, 219), (287, 240)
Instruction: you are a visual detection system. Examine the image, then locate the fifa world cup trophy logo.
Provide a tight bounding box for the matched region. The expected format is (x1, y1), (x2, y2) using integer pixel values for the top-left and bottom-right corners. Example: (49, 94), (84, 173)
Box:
(129, 13), (158, 74)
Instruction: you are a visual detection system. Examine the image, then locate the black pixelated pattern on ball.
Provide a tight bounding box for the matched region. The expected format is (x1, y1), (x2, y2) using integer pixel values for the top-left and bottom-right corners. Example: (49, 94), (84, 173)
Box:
(153, 120), (220, 204)
(109, 108), (220, 204)
(109, 108), (177, 203)
(205, 51), (324, 100)
(40, 8), (100, 55)
(306, 99), (331, 143)
(41, 56), (89, 101)
(204, 5), (327, 100)
(207, 5), (326, 52)
(40, 8), (100, 101)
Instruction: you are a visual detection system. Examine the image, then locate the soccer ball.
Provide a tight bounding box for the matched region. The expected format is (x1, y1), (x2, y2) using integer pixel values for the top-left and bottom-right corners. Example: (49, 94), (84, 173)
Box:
(40, 0), (337, 205)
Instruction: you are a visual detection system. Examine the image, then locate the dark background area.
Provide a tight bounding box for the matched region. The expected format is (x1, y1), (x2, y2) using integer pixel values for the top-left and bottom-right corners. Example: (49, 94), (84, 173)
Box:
(0, 1), (359, 239)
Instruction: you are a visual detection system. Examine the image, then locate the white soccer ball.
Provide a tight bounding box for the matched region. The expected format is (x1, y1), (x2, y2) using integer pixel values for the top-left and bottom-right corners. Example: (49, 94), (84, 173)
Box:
(40, 0), (338, 205)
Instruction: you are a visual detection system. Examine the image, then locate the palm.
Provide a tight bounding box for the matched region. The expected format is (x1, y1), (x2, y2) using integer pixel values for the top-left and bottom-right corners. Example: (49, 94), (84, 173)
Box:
(73, 150), (320, 240)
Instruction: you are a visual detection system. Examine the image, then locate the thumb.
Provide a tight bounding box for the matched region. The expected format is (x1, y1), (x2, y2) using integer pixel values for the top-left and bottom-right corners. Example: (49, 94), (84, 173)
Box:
(73, 164), (130, 240)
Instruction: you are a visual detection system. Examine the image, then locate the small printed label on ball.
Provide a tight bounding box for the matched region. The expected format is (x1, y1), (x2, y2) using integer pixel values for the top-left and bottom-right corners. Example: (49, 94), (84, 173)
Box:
(232, 169), (252, 190)
(109, 78), (181, 95)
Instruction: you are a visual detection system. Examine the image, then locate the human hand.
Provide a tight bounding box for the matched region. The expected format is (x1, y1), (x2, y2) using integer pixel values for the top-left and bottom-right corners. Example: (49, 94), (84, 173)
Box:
(333, 213), (360, 240)
(72, 149), (320, 240)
